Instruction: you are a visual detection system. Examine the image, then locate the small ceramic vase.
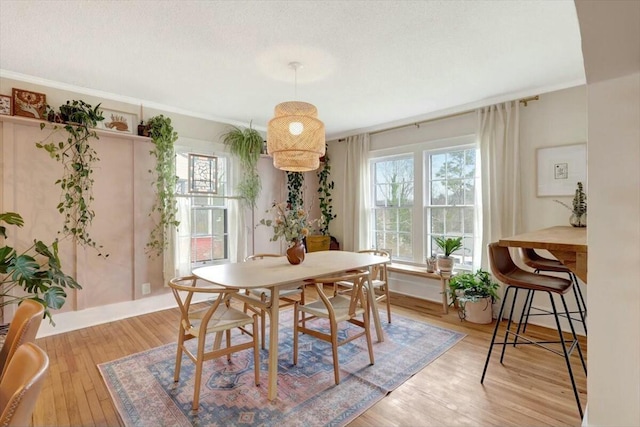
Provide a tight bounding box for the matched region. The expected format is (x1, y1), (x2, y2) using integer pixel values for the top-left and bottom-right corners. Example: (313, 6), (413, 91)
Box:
(286, 240), (305, 265)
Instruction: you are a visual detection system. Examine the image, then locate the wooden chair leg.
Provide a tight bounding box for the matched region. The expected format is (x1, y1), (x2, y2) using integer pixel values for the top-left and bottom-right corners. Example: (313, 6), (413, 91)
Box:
(385, 286), (392, 323)
(252, 315), (260, 386)
(261, 310), (267, 350)
(193, 340), (206, 411)
(293, 303), (299, 366)
(363, 306), (375, 365)
(226, 330), (232, 361)
(174, 330), (185, 382)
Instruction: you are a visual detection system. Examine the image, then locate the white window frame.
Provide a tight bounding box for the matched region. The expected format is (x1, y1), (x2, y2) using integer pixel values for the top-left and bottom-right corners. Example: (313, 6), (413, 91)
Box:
(368, 134), (478, 270)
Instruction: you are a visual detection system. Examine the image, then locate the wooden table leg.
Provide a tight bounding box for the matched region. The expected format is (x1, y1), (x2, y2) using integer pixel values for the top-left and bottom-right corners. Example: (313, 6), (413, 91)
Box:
(267, 287), (280, 401)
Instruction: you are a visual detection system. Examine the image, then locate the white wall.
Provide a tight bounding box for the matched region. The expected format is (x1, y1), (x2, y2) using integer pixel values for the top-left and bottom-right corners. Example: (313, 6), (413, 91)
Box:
(586, 72), (640, 426)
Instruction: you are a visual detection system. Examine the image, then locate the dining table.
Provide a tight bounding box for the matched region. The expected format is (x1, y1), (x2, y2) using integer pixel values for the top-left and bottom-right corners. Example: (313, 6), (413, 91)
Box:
(498, 225), (587, 282)
(192, 250), (390, 401)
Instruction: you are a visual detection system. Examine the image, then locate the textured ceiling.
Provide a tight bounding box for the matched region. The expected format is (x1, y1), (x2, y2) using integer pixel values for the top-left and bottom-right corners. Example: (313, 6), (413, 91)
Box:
(0, 1), (585, 139)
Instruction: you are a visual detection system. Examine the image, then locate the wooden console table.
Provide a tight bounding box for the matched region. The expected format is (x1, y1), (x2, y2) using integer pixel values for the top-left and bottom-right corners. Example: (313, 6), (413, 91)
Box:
(387, 263), (453, 313)
(499, 226), (587, 283)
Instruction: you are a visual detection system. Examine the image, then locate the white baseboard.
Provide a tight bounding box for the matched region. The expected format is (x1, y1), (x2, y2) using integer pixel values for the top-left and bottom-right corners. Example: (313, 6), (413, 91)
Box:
(37, 292), (208, 338)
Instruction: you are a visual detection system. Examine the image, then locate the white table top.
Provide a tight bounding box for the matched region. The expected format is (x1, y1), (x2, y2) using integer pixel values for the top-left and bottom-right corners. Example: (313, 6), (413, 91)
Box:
(193, 250), (389, 289)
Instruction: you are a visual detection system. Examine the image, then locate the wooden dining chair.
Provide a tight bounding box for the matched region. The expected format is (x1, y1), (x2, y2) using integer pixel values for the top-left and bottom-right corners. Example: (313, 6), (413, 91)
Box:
(0, 342), (49, 427)
(0, 299), (45, 382)
(293, 269), (374, 385)
(168, 276), (260, 411)
(335, 249), (392, 323)
(242, 253), (306, 349)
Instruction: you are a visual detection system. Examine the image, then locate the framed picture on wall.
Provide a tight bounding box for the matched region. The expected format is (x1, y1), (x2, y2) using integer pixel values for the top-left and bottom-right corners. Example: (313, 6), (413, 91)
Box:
(97, 108), (136, 134)
(0, 94), (11, 115)
(12, 88), (46, 119)
(537, 143), (587, 196)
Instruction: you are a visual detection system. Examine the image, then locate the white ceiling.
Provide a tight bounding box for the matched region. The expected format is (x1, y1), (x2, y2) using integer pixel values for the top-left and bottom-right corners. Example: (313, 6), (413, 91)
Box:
(0, 1), (585, 139)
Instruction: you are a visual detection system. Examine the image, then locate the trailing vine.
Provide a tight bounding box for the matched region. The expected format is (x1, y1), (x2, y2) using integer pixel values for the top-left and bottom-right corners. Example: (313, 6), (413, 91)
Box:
(146, 115), (180, 257)
(36, 100), (106, 255)
(221, 124), (263, 208)
(286, 172), (304, 210)
(316, 148), (336, 235)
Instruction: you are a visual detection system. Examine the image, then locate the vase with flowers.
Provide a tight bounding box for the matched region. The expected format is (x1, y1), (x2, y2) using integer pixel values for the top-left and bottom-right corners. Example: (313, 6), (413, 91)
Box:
(259, 202), (318, 265)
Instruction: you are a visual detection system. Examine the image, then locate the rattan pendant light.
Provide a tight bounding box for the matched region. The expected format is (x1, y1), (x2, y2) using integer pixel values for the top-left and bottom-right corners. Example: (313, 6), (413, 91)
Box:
(267, 62), (325, 172)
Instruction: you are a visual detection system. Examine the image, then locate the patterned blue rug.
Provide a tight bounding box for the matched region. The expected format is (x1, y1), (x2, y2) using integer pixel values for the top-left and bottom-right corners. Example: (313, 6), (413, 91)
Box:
(99, 310), (465, 426)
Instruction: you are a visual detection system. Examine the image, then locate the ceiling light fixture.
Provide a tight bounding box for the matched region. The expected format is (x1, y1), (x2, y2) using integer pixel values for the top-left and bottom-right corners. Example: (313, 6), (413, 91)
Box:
(267, 62), (325, 172)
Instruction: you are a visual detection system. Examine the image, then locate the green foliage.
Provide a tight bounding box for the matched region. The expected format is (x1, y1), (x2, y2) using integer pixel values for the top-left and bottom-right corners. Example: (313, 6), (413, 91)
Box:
(0, 212), (81, 324)
(222, 124), (263, 208)
(36, 100), (106, 255)
(572, 182), (587, 215)
(434, 236), (463, 257)
(258, 202), (318, 244)
(448, 269), (500, 305)
(316, 149), (336, 235)
(146, 115), (180, 257)
(286, 172), (304, 210)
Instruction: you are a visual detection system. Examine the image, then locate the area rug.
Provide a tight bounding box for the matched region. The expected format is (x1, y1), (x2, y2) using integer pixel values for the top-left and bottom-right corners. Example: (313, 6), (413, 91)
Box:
(98, 311), (465, 427)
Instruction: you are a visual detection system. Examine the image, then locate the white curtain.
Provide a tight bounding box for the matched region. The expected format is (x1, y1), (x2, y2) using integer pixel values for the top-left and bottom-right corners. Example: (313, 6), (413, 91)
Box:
(342, 133), (371, 251)
(228, 197), (247, 263)
(477, 101), (521, 270)
(163, 196), (192, 282)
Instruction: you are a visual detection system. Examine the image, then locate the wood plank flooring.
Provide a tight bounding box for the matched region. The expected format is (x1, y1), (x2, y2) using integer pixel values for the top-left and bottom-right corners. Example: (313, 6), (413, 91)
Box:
(31, 294), (587, 426)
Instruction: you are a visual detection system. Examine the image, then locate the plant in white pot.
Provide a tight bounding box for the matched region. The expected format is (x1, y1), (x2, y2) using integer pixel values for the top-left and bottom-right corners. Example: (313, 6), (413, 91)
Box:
(434, 236), (463, 273)
(447, 269), (500, 324)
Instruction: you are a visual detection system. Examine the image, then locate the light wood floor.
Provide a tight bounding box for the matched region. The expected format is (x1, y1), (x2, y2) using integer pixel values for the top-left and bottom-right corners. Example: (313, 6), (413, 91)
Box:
(32, 293), (587, 426)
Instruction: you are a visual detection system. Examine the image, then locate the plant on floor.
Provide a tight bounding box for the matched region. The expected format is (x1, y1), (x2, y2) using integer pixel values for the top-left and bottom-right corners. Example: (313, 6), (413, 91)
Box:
(222, 124), (263, 208)
(448, 269), (499, 322)
(0, 212), (81, 324)
(146, 115), (180, 257)
(36, 100), (106, 255)
(316, 147), (336, 235)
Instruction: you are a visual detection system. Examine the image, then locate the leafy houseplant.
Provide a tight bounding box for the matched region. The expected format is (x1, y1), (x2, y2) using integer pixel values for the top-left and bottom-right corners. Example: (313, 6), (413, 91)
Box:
(146, 115), (180, 257)
(434, 236), (463, 273)
(286, 172), (304, 210)
(554, 182), (587, 227)
(316, 148), (336, 235)
(0, 212), (81, 324)
(222, 124), (263, 208)
(447, 269), (499, 323)
(36, 100), (106, 255)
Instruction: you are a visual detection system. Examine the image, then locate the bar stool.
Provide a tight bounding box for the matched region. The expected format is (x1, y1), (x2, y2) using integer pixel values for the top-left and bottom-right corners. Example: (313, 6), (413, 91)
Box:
(482, 243), (587, 418)
(520, 248), (587, 334)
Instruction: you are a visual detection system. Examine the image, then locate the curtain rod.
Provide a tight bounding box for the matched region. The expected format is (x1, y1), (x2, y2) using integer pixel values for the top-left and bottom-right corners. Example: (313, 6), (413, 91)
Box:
(348, 95), (540, 139)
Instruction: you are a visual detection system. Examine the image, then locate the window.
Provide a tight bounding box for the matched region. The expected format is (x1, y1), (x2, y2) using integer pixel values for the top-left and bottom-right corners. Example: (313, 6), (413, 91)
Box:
(176, 152), (229, 267)
(371, 156), (414, 260)
(425, 147), (477, 270)
(369, 140), (479, 270)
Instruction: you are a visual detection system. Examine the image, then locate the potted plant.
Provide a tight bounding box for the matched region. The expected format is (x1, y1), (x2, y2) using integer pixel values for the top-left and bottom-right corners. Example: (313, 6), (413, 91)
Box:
(554, 181), (587, 227)
(221, 124), (263, 208)
(146, 115), (179, 257)
(0, 212), (81, 325)
(448, 269), (500, 324)
(36, 100), (106, 255)
(307, 149), (336, 252)
(434, 236), (463, 273)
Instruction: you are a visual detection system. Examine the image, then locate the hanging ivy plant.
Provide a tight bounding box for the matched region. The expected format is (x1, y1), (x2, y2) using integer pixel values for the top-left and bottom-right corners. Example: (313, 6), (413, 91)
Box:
(286, 172), (304, 210)
(36, 100), (106, 255)
(146, 115), (179, 257)
(316, 148), (336, 235)
(221, 124), (263, 208)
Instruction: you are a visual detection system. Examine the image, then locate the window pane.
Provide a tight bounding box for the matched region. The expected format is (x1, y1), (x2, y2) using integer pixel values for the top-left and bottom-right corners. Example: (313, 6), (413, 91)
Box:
(464, 180), (475, 205)
(464, 149), (476, 178)
(431, 208), (445, 234)
(431, 153), (446, 180)
(398, 232), (412, 259)
(464, 207), (474, 233)
(431, 181), (446, 205)
(446, 151), (465, 178)
(445, 208), (463, 234)
(398, 208), (412, 232)
(447, 179), (464, 205)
